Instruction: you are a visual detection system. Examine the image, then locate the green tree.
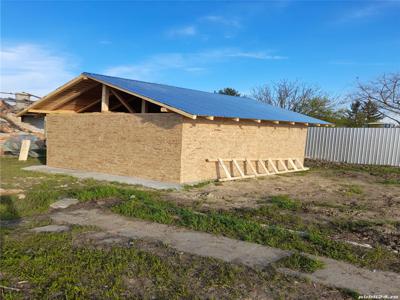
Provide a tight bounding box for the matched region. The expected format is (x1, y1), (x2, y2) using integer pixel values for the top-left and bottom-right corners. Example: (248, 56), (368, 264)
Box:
(362, 99), (383, 123)
(217, 87), (241, 97)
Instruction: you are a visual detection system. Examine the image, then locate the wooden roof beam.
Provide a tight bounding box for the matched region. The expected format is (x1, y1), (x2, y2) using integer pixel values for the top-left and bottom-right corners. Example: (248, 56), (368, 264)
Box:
(205, 116), (214, 120)
(232, 117), (240, 122)
(16, 74), (88, 117)
(28, 109), (76, 114)
(50, 82), (98, 110)
(110, 89), (136, 113)
(77, 99), (101, 113)
(84, 74), (198, 120)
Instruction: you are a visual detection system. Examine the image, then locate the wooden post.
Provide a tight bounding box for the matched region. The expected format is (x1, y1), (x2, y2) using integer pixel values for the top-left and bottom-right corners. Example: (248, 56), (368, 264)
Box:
(19, 140), (31, 161)
(141, 99), (147, 113)
(101, 85), (109, 112)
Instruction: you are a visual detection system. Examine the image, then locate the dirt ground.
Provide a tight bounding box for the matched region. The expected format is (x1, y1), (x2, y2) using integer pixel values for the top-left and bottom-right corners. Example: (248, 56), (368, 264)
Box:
(166, 163), (400, 253)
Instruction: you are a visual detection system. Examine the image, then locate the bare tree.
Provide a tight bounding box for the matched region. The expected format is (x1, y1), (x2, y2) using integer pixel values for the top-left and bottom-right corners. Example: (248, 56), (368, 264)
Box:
(251, 79), (338, 121)
(352, 73), (400, 125)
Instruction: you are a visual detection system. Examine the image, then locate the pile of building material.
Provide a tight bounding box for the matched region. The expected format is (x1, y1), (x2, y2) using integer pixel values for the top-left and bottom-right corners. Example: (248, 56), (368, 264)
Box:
(0, 99), (45, 157)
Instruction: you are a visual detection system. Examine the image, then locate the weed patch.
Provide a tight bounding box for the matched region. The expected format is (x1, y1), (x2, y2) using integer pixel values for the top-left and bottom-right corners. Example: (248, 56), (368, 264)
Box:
(276, 253), (325, 273)
(269, 195), (301, 210)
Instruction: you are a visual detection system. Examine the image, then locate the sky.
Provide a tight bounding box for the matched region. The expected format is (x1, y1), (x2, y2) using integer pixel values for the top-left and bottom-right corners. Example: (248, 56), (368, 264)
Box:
(1, 0), (400, 99)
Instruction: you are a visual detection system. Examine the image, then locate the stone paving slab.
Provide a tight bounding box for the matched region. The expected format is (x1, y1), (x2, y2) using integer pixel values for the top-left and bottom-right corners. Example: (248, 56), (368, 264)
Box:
(50, 198), (79, 209)
(51, 208), (400, 296)
(23, 165), (181, 190)
(31, 225), (70, 233)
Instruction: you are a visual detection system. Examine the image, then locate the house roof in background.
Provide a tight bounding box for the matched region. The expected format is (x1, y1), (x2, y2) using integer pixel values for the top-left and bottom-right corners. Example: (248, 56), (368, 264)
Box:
(83, 72), (330, 125)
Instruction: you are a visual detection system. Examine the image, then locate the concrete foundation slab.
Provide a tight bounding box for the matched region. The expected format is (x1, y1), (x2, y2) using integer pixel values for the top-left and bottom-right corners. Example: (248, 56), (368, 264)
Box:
(23, 165), (181, 190)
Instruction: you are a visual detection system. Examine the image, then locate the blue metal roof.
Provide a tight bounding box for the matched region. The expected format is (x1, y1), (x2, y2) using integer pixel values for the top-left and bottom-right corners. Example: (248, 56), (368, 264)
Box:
(83, 72), (330, 125)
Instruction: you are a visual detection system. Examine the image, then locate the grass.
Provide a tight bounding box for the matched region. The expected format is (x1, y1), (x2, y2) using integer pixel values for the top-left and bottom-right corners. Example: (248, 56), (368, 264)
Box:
(1, 225), (345, 299)
(276, 253), (325, 273)
(342, 184), (363, 196)
(182, 180), (214, 191)
(107, 187), (399, 272)
(269, 195), (301, 210)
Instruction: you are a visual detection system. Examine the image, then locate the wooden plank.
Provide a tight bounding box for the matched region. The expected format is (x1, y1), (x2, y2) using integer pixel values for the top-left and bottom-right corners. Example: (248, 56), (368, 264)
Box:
(254, 119), (261, 123)
(258, 159), (270, 175)
(288, 159), (298, 171)
(18, 140), (31, 161)
(232, 118), (240, 122)
(77, 99), (101, 113)
(268, 159), (279, 174)
(110, 89), (136, 113)
(205, 116), (214, 120)
(246, 159), (258, 176)
(28, 109), (76, 114)
(272, 121), (280, 124)
(217, 158), (232, 180)
(232, 159), (245, 177)
(278, 159), (289, 171)
(160, 107), (169, 112)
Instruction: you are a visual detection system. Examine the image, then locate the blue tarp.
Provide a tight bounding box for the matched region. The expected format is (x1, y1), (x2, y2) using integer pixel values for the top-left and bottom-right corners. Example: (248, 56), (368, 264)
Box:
(83, 72), (330, 125)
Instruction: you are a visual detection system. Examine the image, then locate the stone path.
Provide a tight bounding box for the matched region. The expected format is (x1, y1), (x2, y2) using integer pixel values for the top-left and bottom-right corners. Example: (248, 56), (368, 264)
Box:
(51, 208), (400, 296)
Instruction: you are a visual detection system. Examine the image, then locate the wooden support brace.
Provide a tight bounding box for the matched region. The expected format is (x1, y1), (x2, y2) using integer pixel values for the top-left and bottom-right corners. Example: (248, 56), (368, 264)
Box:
(110, 89), (136, 113)
(246, 159), (258, 176)
(258, 159), (270, 175)
(278, 159), (289, 172)
(217, 158), (232, 180)
(268, 159), (279, 174)
(288, 159), (298, 171)
(141, 99), (147, 113)
(77, 99), (101, 113)
(232, 159), (245, 178)
(101, 85), (109, 112)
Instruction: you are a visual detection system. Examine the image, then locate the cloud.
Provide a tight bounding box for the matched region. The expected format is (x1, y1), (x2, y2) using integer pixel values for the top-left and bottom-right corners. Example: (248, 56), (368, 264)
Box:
(166, 26), (197, 38)
(0, 43), (76, 97)
(336, 2), (399, 23)
(201, 15), (241, 28)
(104, 48), (287, 81)
(99, 40), (112, 45)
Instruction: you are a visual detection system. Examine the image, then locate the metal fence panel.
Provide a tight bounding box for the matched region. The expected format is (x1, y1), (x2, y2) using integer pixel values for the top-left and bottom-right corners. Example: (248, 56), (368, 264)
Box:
(305, 128), (400, 167)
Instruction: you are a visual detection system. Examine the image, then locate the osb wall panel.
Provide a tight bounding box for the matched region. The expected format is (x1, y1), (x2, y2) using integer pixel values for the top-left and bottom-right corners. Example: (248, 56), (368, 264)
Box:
(180, 119), (308, 183)
(46, 113), (183, 183)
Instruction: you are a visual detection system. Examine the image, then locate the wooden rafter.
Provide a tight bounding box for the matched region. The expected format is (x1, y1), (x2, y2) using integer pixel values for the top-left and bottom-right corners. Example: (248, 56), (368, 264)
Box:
(110, 89), (136, 113)
(84, 74), (197, 119)
(50, 83), (98, 110)
(76, 99), (101, 113)
(16, 74), (88, 117)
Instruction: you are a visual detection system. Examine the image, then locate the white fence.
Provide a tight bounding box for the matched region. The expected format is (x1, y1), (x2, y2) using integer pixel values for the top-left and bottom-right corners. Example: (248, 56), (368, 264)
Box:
(305, 128), (400, 167)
